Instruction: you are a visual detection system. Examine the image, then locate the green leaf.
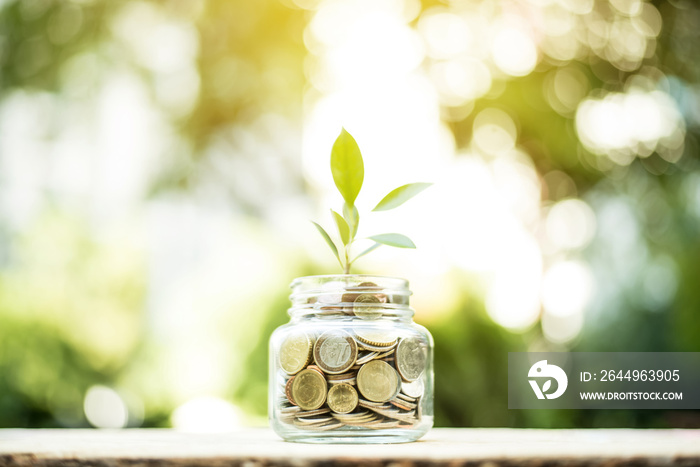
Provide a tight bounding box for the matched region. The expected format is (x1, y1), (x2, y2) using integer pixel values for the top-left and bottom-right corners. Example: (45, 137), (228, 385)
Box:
(368, 233), (416, 249)
(311, 221), (341, 264)
(352, 242), (381, 262)
(331, 210), (350, 245)
(343, 202), (359, 239)
(372, 182), (432, 212)
(331, 128), (364, 206)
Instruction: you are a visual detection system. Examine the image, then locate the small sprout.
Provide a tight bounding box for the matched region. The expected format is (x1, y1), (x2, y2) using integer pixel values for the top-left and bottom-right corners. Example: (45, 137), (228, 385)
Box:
(372, 183), (432, 212)
(331, 128), (364, 207)
(368, 233), (416, 249)
(331, 210), (350, 245)
(311, 221), (342, 269)
(312, 128), (431, 274)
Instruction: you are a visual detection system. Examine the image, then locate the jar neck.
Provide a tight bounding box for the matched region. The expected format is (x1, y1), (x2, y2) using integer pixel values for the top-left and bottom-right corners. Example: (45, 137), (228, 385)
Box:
(288, 274), (414, 321)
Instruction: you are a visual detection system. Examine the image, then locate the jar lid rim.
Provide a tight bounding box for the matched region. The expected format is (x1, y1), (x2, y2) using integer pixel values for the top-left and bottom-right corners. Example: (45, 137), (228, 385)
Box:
(291, 274), (408, 285)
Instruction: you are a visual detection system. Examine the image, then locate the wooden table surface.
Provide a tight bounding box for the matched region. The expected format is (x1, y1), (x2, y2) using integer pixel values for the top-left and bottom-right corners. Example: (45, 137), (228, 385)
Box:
(1, 428), (699, 466)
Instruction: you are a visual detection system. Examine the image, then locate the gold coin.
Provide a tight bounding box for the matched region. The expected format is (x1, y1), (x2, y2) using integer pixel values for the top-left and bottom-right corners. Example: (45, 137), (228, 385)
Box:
(341, 282), (380, 305)
(357, 360), (401, 403)
(313, 329), (358, 374)
(279, 332), (312, 375)
(326, 370), (357, 384)
(357, 340), (397, 352)
(354, 329), (398, 347)
(353, 294), (382, 319)
(396, 337), (426, 382)
(327, 383), (358, 414)
(291, 368), (327, 411)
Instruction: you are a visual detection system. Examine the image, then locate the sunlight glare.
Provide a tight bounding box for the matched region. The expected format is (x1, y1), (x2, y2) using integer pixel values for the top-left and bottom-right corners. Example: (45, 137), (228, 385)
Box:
(545, 199), (596, 251)
(84, 385), (129, 429)
(575, 88), (684, 163)
(171, 397), (241, 432)
(491, 27), (538, 77)
(485, 228), (542, 331)
(418, 10), (472, 60)
(542, 308), (584, 344)
(541, 260), (594, 318)
(473, 108), (517, 155)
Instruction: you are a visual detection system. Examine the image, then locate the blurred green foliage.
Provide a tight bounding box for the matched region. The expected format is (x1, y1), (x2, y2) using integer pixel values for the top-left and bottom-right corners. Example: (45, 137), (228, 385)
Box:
(0, 211), (145, 427)
(0, 0), (699, 429)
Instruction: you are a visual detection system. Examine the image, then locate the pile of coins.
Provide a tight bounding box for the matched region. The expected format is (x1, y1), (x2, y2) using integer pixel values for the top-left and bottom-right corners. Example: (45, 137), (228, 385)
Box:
(303, 281), (410, 318)
(277, 325), (426, 431)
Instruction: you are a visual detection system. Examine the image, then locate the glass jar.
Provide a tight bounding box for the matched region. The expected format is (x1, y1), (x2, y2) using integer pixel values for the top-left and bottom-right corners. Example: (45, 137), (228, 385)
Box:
(269, 275), (433, 443)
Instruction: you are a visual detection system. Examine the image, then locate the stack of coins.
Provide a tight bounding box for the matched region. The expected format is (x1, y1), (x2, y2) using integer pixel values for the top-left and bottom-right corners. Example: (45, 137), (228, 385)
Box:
(276, 284), (427, 431)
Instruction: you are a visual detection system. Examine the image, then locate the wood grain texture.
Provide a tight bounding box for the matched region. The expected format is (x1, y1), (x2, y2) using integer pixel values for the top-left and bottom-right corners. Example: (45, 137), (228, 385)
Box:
(1, 428), (699, 467)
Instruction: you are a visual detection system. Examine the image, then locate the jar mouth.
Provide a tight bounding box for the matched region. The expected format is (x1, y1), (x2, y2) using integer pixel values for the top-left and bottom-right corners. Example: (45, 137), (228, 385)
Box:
(290, 274), (408, 289)
(289, 274), (413, 319)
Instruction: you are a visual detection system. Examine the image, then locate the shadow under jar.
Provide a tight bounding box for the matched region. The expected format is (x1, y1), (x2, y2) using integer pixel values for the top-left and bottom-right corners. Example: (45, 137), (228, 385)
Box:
(269, 275), (434, 443)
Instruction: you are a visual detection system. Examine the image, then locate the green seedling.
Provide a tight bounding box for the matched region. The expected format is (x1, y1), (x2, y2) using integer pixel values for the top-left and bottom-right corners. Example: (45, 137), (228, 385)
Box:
(312, 128), (431, 274)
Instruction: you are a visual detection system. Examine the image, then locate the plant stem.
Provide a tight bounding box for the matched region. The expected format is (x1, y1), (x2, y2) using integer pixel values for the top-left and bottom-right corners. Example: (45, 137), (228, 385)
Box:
(344, 246), (350, 274)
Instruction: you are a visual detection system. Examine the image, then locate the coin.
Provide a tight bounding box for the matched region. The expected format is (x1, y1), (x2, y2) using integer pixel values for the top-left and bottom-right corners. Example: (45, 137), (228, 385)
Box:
(390, 398), (416, 411)
(341, 281), (381, 304)
(316, 309), (346, 318)
(279, 332), (312, 375)
(357, 360), (401, 403)
(307, 364), (326, 376)
(333, 413), (380, 425)
(331, 409), (372, 420)
(341, 292), (360, 306)
(285, 376), (297, 406)
(292, 407), (330, 418)
(326, 371), (357, 386)
(313, 329), (358, 374)
(366, 419), (403, 429)
(354, 329), (398, 347)
(327, 383), (359, 414)
(280, 405), (301, 415)
(296, 420), (345, 431)
(396, 337), (426, 382)
(355, 351), (378, 365)
(328, 379), (356, 386)
(357, 340), (398, 352)
(400, 379), (424, 398)
(314, 293), (345, 314)
(376, 349), (395, 359)
(360, 402), (416, 423)
(294, 414), (334, 426)
(353, 294), (383, 319)
(291, 368), (327, 410)
(356, 283), (388, 304)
